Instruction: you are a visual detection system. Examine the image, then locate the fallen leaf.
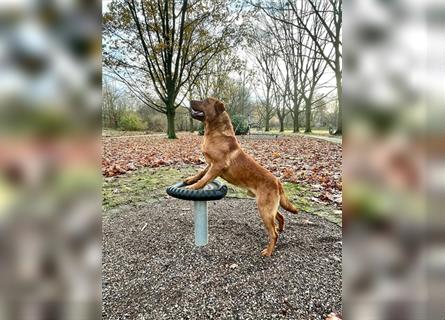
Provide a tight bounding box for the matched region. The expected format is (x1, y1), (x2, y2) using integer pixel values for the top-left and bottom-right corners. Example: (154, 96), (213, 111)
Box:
(272, 151), (281, 158)
(102, 133), (342, 205)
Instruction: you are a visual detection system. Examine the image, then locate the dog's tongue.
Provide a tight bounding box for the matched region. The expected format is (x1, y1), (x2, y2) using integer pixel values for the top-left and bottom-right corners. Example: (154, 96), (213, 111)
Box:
(191, 109), (204, 117)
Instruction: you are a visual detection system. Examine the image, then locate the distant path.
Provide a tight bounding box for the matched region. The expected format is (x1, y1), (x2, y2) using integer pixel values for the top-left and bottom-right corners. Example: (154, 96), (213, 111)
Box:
(248, 131), (342, 144)
(102, 131), (342, 144)
(102, 133), (165, 139)
(298, 134), (342, 144)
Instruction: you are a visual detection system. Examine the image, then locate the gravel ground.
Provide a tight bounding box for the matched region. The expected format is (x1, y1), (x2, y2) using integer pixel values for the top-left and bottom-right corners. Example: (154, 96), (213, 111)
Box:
(103, 198), (342, 320)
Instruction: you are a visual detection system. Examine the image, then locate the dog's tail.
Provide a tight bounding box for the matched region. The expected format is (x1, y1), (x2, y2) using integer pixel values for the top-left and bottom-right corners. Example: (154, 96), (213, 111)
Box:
(279, 183), (299, 214)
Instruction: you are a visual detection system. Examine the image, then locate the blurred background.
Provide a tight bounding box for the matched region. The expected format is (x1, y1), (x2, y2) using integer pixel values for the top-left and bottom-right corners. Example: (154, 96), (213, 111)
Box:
(344, 0), (445, 319)
(0, 0), (101, 319)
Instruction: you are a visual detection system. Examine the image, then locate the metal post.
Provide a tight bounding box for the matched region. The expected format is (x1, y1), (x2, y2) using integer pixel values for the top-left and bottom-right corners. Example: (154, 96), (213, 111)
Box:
(194, 201), (208, 246)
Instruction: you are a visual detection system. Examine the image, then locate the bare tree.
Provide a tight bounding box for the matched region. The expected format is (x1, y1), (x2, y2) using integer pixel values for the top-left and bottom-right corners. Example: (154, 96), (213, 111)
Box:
(102, 82), (126, 128)
(253, 0), (342, 134)
(267, 45), (292, 133)
(228, 69), (254, 117)
(193, 51), (243, 99)
(294, 1), (330, 133)
(289, 0), (342, 134)
(263, 3), (304, 132)
(254, 51), (275, 131)
(103, 0), (242, 138)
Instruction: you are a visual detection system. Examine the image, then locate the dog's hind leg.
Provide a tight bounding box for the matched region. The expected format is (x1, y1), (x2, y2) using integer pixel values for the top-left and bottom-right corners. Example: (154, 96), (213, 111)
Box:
(257, 193), (280, 257)
(276, 211), (285, 233)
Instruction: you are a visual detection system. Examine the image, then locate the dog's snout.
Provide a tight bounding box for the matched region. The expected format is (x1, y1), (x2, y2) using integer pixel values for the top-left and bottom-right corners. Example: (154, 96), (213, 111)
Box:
(190, 100), (201, 107)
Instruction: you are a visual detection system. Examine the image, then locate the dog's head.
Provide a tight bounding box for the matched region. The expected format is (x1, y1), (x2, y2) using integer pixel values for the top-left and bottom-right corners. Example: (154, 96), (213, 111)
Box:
(190, 97), (225, 122)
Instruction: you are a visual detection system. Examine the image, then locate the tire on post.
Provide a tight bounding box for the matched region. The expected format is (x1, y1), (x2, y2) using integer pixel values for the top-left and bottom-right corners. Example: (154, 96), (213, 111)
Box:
(166, 180), (227, 246)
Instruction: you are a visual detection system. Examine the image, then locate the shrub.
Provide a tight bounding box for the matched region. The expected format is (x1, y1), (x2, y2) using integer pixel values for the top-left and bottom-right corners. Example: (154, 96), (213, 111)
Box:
(231, 114), (249, 135)
(118, 112), (145, 131)
(146, 114), (166, 132)
(198, 123), (205, 135)
(198, 114), (249, 136)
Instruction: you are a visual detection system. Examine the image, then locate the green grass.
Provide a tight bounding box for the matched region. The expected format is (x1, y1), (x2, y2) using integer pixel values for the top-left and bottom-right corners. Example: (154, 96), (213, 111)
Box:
(102, 166), (197, 211)
(103, 166), (341, 225)
(283, 182), (342, 225)
(305, 129), (332, 136)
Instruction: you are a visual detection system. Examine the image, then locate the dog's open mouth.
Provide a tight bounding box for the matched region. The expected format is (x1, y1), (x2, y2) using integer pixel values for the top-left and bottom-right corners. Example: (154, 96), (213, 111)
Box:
(190, 100), (205, 121)
(190, 103), (205, 120)
(191, 109), (204, 118)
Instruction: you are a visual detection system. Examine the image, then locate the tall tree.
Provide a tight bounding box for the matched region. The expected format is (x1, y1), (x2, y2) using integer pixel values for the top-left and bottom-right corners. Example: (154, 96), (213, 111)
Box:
(103, 0), (241, 138)
(254, 0), (342, 134)
(266, 3), (303, 133)
(254, 55), (275, 131)
(288, 0), (342, 134)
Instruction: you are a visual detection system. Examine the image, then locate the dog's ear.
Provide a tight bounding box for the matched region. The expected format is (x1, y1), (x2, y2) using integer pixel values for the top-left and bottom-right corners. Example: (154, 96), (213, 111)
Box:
(215, 100), (225, 114)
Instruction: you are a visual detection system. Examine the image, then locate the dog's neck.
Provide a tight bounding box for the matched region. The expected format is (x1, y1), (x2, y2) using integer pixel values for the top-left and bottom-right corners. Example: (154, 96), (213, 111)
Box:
(204, 112), (235, 137)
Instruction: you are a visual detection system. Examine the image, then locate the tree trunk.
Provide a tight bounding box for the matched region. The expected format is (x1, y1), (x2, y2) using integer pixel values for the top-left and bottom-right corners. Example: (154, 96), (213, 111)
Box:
(166, 82), (177, 138)
(334, 3), (343, 136)
(293, 103), (299, 133)
(292, 79), (299, 133)
(279, 119), (284, 132)
(334, 71), (342, 135)
(278, 114), (284, 132)
(304, 99), (311, 133)
(112, 114), (119, 129)
(189, 116), (194, 133)
(265, 86), (271, 132)
(166, 108), (176, 139)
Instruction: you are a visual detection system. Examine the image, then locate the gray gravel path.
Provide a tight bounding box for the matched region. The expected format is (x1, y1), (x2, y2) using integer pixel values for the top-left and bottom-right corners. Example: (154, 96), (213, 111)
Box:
(103, 198), (342, 319)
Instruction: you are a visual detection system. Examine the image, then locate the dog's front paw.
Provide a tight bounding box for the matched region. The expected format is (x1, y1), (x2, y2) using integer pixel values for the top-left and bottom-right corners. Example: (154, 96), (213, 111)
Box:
(183, 177), (195, 185)
(185, 184), (199, 190)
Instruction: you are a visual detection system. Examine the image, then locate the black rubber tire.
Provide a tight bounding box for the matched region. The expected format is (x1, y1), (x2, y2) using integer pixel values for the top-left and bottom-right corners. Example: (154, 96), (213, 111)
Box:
(166, 180), (228, 201)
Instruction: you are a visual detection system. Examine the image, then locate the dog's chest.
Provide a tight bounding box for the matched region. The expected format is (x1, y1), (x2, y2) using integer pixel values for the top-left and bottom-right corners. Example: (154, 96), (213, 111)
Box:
(201, 139), (209, 154)
(201, 139), (212, 161)
(201, 137), (223, 163)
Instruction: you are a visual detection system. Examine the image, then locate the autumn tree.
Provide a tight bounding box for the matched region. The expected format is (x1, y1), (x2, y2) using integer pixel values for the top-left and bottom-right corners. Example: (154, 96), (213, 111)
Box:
(103, 0), (242, 138)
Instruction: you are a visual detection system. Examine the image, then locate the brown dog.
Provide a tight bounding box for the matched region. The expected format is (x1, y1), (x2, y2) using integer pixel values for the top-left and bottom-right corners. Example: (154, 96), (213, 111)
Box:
(185, 97), (299, 256)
